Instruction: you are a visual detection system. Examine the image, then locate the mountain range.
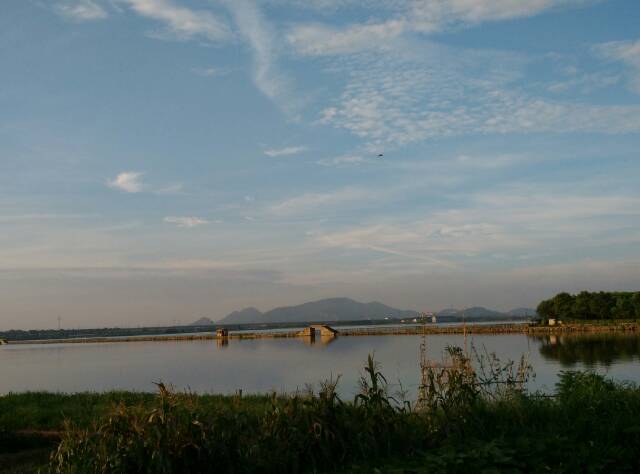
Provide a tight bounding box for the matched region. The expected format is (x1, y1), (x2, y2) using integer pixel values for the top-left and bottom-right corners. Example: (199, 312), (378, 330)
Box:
(191, 297), (536, 325)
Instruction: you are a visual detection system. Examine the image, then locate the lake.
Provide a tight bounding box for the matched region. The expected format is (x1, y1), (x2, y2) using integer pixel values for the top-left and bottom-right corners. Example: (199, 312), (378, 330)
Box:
(2, 332), (639, 399)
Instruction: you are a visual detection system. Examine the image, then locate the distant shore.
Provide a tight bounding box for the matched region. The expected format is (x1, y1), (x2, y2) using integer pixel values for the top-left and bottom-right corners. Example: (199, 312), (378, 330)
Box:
(5, 321), (640, 345)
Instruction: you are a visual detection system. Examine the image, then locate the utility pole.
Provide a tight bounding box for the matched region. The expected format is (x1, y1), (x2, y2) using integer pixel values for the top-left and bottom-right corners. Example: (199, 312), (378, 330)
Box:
(57, 316), (62, 331)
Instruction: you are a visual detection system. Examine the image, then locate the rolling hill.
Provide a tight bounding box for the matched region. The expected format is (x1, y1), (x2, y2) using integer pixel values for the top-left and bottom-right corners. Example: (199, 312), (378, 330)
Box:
(216, 298), (419, 324)
(191, 299), (536, 325)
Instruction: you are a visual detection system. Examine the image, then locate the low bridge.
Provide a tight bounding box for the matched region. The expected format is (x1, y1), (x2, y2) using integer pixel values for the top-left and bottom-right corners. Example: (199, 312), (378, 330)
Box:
(297, 325), (339, 339)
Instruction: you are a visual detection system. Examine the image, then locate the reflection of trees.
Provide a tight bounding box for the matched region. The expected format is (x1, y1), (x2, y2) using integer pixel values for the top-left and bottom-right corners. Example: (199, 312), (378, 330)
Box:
(535, 334), (640, 368)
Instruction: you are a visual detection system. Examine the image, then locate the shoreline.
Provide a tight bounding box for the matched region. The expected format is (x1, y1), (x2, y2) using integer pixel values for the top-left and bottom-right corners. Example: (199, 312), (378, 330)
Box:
(5, 321), (640, 345)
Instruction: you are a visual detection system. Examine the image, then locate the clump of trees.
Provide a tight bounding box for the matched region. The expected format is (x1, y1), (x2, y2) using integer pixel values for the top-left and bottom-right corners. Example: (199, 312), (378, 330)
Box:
(537, 291), (640, 321)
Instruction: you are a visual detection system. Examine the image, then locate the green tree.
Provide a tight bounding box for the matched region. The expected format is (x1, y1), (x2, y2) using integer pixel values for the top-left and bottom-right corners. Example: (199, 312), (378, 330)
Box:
(573, 291), (594, 320)
(589, 292), (615, 320)
(538, 291), (639, 321)
(613, 294), (635, 319)
(632, 293), (640, 319)
(536, 299), (555, 320)
(553, 292), (575, 320)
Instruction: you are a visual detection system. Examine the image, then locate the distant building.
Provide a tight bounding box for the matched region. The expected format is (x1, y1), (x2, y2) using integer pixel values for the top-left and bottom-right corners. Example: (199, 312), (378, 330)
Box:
(420, 311), (437, 323)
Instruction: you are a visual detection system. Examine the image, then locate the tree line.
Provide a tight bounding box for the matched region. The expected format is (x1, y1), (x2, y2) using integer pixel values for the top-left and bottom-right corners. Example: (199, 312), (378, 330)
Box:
(537, 291), (640, 321)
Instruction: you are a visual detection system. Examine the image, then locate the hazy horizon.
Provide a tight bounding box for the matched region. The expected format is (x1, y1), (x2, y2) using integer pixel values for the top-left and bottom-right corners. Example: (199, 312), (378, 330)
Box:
(2, 0), (640, 330)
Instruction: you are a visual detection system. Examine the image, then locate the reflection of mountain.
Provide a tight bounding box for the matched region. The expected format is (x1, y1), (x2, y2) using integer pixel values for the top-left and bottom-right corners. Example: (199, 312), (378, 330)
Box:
(536, 334), (640, 367)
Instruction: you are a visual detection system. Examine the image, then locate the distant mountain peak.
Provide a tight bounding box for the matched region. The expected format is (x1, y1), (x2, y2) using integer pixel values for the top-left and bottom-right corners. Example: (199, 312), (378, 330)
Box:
(192, 299), (533, 326)
(191, 317), (214, 326)
(216, 297), (418, 324)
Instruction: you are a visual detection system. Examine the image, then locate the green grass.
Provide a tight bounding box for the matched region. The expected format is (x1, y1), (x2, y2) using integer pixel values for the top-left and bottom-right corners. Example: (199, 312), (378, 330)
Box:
(0, 391), (275, 433)
(0, 391), (278, 472)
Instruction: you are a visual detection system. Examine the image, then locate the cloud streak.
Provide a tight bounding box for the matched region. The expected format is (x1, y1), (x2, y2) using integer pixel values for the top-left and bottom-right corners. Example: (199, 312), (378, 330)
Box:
(288, 0), (595, 56)
(225, 0), (294, 111)
(163, 216), (209, 228)
(56, 0), (108, 21)
(123, 0), (230, 41)
(269, 187), (376, 216)
(263, 146), (307, 157)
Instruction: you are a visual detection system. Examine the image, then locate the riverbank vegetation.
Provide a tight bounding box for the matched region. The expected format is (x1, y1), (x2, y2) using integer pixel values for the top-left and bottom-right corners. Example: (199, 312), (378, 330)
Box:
(537, 291), (640, 321)
(2, 347), (640, 473)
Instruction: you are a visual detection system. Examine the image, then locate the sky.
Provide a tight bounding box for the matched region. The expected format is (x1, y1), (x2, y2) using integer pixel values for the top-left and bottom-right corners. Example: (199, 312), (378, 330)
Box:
(1, 0), (640, 330)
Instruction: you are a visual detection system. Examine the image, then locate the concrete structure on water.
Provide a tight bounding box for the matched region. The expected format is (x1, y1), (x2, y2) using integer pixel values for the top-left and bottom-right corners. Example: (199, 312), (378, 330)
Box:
(297, 325), (339, 340)
(0, 338), (7, 345)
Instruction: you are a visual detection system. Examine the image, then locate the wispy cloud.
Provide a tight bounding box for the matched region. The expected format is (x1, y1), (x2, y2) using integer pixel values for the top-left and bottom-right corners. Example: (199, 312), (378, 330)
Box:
(163, 216), (209, 228)
(546, 71), (620, 94)
(269, 187), (375, 216)
(56, 0), (108, 21)
(107, 171), (144, 193)
(225, 0), (296, 112)
(263, 146), (307, 157)
(409, 0), (594, 33)
(191, 67), (226, 77)
(287, 20), (406, 56)
(453, 153), (531, 169)
(155, 182), (184, 195)
(123, 0), (230, 42)
(288, 0), (594, 56)
(316, 154), (370, 166)
(311, 188), (640, 271)
(594, 40), (640, 93)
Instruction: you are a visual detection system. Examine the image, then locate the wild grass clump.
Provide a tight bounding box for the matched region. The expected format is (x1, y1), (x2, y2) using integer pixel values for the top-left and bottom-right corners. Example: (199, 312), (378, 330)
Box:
(50, 384), (256, 473)
(49, 358), (424, 473)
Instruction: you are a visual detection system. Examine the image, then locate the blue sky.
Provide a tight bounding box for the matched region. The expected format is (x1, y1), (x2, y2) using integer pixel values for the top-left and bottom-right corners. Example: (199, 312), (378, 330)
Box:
(1, 0), (640, 329)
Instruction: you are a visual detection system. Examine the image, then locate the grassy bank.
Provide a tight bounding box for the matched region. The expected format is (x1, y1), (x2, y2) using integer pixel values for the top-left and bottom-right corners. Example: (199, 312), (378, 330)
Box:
(2, 351), (640, 473)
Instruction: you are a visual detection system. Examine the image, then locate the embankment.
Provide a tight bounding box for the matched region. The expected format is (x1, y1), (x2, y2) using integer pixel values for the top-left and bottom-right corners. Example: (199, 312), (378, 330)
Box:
(5, 321), (640, 345)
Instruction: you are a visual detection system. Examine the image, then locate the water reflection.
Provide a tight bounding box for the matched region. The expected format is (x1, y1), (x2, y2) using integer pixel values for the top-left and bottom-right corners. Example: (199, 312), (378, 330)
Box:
(536, 334), (640, 368)
(2, 333), (640, 396)
(302, 335), (338, 346)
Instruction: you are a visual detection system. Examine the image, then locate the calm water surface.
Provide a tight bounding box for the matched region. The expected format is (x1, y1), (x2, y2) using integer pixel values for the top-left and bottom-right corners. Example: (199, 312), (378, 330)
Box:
(2, 333), (639, 398)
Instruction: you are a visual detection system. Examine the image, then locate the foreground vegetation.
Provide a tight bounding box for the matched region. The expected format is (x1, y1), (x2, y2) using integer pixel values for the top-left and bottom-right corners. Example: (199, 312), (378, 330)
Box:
(2, 350), (640, 473)
(537, 291), (640, 321)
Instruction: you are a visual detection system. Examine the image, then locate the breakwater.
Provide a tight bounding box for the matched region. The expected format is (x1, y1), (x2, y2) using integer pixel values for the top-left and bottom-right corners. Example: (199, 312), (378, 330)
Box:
(6, 321), (640, 345)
